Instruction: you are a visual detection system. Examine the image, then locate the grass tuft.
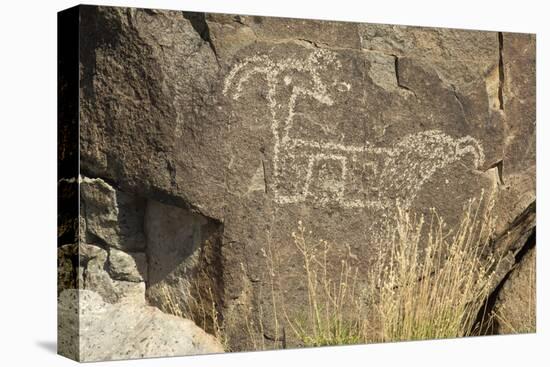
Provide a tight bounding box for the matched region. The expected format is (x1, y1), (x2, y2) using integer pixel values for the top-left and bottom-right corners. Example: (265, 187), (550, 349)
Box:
(265, 191), (500, 346)
(367, 192), (499, 342)
(161, 191), (505, 350)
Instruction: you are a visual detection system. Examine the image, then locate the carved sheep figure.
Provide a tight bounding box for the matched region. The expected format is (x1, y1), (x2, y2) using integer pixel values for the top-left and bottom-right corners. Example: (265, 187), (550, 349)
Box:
(224, 50), (484, 210)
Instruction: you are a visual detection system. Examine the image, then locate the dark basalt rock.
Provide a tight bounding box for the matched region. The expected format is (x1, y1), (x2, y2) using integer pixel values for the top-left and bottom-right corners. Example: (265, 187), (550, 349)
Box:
(63, 5), (535, 352)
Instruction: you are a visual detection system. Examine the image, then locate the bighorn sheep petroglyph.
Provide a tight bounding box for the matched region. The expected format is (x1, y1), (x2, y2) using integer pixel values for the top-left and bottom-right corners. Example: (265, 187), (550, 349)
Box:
(223, 50), (484, 210)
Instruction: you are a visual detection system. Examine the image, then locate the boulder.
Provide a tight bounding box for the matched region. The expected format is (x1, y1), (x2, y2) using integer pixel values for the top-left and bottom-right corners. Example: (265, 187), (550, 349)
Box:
(58, 290), (224, 362)
(108, 248), (147, 282)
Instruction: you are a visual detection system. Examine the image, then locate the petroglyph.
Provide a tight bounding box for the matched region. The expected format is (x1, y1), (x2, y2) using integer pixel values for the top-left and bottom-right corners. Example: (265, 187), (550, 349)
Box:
(224, 50), (485, 210)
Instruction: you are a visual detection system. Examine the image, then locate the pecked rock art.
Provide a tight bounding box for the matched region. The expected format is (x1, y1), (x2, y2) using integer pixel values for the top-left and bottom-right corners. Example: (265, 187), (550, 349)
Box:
(64, 7), (536, 356)
(224, 50), (485, 210)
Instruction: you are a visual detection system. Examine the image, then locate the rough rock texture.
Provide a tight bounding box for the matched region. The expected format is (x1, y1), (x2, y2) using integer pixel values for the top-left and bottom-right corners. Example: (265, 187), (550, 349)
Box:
(80, 177), (146, 251)
(66, 5), (536, 353)
(492, 247), (536, 334)
(57, 244), (78, 294)
(79, 242), (146, 303)
(58, 290), (223, 362)
(79, 6), (223, 219)
(108, 248), (147, 282)
(144, 199), (223, 316)
(58, 171), (223, 316)
(57, 175), (226, 359)
(59, 177), (150, 304)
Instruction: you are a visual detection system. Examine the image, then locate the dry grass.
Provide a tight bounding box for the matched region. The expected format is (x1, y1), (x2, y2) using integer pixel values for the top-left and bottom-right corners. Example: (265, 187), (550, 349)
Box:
(261, 191), (500, 347)
(159, 284), (184, 318)
(281, 222), (366, 346)
(158, 280), (228, 350)
(160, 191), (502, 350)
(156, 236), (229, 350)
(367, 193), (499, 342)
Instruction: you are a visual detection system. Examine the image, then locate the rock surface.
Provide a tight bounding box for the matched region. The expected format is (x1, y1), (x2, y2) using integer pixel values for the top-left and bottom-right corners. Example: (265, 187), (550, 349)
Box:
(67, 5), (536, 352)
(108, 248), (147, 282)
(61, 177), (150, 304)
(492, 247), (536, 334)
(80, 177), (146, 251)
(79, 242), (147, 303)
(58, 289), (224, 362)
(57, 244), (77, 294)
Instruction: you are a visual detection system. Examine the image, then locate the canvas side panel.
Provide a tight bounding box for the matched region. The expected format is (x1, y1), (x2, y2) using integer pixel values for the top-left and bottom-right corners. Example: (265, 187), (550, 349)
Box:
(57, 5), (80, 362)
